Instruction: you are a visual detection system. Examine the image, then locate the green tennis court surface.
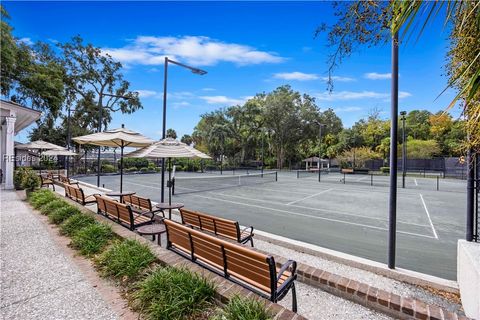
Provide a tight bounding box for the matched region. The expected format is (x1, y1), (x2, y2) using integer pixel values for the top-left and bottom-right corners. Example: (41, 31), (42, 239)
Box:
(77, 171), (466, 280)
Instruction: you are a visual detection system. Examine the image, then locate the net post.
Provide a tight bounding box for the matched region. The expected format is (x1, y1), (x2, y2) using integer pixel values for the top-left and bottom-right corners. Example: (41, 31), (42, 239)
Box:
(436, 175), (439, 191)
(343, 172), (346, 184)
(296, 170), (299, 179)
(275, 171), (278, 182)
(371, 174), (373, 186)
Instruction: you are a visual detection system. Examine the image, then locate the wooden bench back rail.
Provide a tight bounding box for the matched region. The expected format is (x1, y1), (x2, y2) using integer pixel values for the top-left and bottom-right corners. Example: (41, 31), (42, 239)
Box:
(64, 183), (96, 205)
(164, 219), (297, 311)
(179, 208), (254, 246)
(40, 174), (55, 190)
(94, 194), (153, 230)
(58, 174), (77, 186)
(122, 194), (153, 211)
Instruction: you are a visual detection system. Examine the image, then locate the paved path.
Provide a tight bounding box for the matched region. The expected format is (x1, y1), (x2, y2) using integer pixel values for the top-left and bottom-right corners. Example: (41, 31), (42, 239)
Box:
(0, 190), (117, 320)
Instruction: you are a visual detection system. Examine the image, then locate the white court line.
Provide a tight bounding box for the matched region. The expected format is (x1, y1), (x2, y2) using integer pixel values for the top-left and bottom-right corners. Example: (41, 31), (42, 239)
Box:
(122, 179), (431, 229)
(213, 191), (430, 228)
(414, 179), (418, 186)
(419, 194), (439, 239)
(286, 188), (334, 205)
(191, 193), (437, 239)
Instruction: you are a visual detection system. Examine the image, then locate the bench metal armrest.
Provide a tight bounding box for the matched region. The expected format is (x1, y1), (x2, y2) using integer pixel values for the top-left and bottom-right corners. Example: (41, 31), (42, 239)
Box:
(276, 260), (297, 283)
(239, 226), (254, 241)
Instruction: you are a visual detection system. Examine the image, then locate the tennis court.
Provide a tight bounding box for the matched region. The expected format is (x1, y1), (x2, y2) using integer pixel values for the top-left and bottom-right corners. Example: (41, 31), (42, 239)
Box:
(77, 170), (466, 280)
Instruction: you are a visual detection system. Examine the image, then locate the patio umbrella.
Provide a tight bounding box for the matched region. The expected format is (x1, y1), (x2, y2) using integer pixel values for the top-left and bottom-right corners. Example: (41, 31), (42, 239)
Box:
(72, 124), (154, 192)
(127, 137), (211, 204)
(16, 140), (65, 172)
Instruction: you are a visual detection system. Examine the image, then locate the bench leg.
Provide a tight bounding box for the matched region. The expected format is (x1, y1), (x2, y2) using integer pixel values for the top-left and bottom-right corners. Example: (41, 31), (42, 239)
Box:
(250, 237), (254, 247)
(291, 283), (297, 313)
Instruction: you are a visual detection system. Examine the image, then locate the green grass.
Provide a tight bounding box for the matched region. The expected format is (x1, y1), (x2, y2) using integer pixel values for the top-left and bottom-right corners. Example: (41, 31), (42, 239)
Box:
(39, 199), (68, 215)
(210, 296), (272, 320)
(133, 266), (215, 320)
(71, 223), (113, 256)
(60, 214), (97, 237)
(48, 205), (81, 225)
(29, 191), (58, 209)
(95, 239), (156, 280)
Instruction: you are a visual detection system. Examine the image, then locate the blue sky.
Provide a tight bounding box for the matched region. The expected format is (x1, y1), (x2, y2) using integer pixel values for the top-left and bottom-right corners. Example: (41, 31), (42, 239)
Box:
(4, 1), (460, 142)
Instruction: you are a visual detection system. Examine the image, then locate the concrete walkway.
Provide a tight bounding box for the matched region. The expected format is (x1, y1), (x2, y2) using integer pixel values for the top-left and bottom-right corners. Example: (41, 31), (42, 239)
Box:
(0, 190), (117, 320)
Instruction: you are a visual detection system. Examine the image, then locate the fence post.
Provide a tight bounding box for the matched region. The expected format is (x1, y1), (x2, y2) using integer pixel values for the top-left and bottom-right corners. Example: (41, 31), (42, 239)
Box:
(371, 174), (373, 186)
(343, 172), (346, 184)
(436, 176), (439, 191)
(466, 150), (475, 241)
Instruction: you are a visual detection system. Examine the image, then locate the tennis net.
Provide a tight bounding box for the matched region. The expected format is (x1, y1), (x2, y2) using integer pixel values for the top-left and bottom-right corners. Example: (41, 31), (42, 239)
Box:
(172, 171), (278, 195)
(296, 169), (328, 179)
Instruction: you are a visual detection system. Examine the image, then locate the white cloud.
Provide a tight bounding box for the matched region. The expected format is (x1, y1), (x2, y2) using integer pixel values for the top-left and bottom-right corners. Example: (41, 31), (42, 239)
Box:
(202, 88), (216, 91)
(273, 72), (319, 81)
(18, 37), (33, 46)
(172, 101), (191, 109)
(136, 90), (158, 98)
(316, 90), (411, 101)
(200, 95), (247, 105)
(103, 35), (284, 66)
(364, 72), (392, 80)
(321, 76), (356, 82)
(333, 106), (363, 112)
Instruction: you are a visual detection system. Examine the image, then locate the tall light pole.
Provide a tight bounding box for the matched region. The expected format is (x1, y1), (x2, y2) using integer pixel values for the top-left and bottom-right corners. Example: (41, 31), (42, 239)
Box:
(66, 106), (75, 178)
(161, 57), (207, 202)
(313, 120), (326, 182)
(96, 93), (135, 187)
(400, 111), (407, 188)
(388, 32), (399, 269)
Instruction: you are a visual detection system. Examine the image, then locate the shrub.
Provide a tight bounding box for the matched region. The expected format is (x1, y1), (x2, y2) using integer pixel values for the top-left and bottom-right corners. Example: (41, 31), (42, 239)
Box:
(125, 166), (138, 173)
(123, 157), (149, 169)
(211, 296), (272, 320)
(39, 199), (68, 216)
(28, 189), (56, 208)
(21, 170), (41, 191)
(95, 239), (156, 279)
(102, 164), (116, 173)
(14, 167), (29, 190)
(139, 167), (149, 173)
(71, 223), (113, 256)
(48, 205), (81, 225)
(155, 167), (161, 172)
(60, 214), (97, 236)
(133, 266), (215, 320)
(380, 166), (390, 174)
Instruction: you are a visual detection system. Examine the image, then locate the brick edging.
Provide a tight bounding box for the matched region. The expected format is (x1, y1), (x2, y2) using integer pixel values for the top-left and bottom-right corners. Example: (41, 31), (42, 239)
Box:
(48, 190), (305, 320)
(283, 258), (469, 320)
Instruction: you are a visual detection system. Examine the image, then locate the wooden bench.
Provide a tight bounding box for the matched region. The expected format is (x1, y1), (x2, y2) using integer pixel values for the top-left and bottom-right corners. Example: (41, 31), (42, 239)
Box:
(64, 183), (97, 205)
(58, 174), (79, 187)
(94, 194), (154, 231)
(40, 174), (55, 190)
(164, 219), (297, 311)
(341, 168), (354, 174)
(122, 194), (163, 219)
(179, 208), (254, 247)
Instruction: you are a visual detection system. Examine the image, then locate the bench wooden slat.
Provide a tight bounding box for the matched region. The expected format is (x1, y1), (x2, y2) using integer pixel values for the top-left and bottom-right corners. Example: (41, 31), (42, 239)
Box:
(164, 219), (297, 311)
(180, 208), (253, 246)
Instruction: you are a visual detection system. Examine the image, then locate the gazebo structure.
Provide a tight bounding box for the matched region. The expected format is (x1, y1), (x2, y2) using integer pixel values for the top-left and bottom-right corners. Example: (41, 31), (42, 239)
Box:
(1, 100), (42, 189)
(302, 156), (329, 171)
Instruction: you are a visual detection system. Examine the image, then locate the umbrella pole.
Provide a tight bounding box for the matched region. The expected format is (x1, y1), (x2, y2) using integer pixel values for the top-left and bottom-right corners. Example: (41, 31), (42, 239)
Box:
(120, 144), (124, 193)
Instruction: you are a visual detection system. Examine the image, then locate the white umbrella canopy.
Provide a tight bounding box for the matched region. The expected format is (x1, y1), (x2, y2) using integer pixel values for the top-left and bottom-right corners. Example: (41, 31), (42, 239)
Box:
(15, 140), (64, 151)
(126, 138), (211, 159)
(126, 138), (211, 205)
(72, 125), (154, 148)
(72, 125), (155, 192)
(43, 148), (78, 156)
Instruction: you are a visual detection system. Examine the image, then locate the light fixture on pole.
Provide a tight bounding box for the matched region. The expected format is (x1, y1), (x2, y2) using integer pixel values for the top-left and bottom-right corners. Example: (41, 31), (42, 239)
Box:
(400, 111), (407, 188)
(161, 57), (207, 202)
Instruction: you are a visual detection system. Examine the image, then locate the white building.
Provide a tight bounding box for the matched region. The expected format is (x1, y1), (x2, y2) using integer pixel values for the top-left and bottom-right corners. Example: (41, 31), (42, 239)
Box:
(1, 100), (41, 189)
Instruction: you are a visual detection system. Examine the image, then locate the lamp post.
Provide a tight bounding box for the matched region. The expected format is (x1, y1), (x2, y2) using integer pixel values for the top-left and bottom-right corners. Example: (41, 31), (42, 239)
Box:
(66, 106), (75, 177)
(96, 93), (135, 187)
(261, 130), (265, 175)
(400, 111), (407, 188)
(161, 58), (207, 202)
(388, 31), (399, 269)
